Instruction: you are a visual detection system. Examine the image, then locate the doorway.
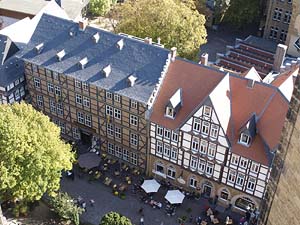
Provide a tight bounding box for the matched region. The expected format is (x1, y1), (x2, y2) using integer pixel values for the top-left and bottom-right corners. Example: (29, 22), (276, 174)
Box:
(80, 130), (92, 146)
(203, 184), (212, 198)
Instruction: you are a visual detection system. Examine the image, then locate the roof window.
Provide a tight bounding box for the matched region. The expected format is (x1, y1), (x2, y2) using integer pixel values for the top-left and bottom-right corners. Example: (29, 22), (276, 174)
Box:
(78, 57), (88, 69)
(35, 43), (44, 54)
(116, 39), (124, 50)
(102, 64), (111, 77)
(92, 32), (100, 43)
(56, 49), (66, 61)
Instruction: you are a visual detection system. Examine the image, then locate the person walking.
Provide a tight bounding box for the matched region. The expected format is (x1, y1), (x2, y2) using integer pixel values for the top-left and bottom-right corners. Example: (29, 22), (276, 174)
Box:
(140, 216), (144, 225)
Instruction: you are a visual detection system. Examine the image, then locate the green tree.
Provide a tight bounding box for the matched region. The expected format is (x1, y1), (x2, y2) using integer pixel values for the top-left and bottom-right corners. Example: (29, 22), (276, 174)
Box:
(0, 103), (74, 203)
(223, 0), (261, 28)
(49, 192), (84, 225)
(100, 212), (132, 225)
(89, 0), (117, 16)
(112, 0), (207, 60)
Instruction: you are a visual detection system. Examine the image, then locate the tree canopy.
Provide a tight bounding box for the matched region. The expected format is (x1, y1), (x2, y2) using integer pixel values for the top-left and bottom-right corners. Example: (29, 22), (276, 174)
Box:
(223, 0), (261, 28)
(89, 0), (117, 16)
(100, 212), (132, 225)
(0, 103), (74, 202)
(112, 0), (207, 60)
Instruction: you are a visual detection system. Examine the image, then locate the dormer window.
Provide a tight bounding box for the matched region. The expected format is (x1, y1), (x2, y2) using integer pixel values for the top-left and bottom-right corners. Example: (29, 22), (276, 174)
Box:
(203, 106), (212, 117)
(78, 57), (88, 69)
(165, 106), (175, 118)
(239, 133), (251, 146)
(35, 43), (44, 54)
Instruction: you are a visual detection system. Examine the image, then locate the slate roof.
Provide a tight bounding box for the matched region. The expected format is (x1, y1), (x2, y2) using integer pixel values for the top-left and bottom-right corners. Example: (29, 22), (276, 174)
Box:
(18, 14), (171, 104)
(0, 34), (24, 88)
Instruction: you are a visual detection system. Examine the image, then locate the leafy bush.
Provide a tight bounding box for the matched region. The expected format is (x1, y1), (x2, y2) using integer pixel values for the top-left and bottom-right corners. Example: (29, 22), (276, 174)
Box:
(100, 212), (132, 225)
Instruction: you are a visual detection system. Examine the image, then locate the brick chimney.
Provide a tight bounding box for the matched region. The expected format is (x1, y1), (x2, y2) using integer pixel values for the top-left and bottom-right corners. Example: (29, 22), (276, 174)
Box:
(144, 37), (152, 45)
(171, 47), (177, 62)
(78, 19), (88, 31)
(273, 44), (287, 72)
(200, 53), (208, 66)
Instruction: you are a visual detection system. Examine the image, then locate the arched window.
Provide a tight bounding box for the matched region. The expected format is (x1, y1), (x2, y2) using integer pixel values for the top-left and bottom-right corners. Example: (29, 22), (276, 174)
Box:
(189, 176), (198, 188)
(220, 189), (229, 200)
(235, 197), (255, 211)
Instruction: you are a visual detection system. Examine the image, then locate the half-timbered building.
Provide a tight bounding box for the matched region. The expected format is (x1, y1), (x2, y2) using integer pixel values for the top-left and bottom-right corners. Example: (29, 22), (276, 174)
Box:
(149, 57), (299, 212)
(18, 14), (171, 170)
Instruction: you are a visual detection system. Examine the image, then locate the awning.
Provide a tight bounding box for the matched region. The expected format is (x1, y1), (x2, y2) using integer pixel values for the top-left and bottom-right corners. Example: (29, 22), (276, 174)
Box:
(141, 179), (161, 193)
(78, 152), (101, 169)
(165, 190), (185, 204)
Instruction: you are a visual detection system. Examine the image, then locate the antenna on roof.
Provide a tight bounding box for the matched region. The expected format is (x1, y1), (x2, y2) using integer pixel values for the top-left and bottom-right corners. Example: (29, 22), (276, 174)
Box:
(56, 49), (66, 61)
(102, 64), (111, 77)
(78, 57), (88, 69)
(92, 32), (100, 43)
(116, 39), (124, 50)
(35, 43), (44, 54)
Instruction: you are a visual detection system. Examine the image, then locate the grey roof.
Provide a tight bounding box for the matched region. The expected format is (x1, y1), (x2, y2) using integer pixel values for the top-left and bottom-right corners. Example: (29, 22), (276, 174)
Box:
(18, 14), (171, 104)
(0, 0), (89, 20)
(243, 35), (278, 53)
(0, 35), (24, 87)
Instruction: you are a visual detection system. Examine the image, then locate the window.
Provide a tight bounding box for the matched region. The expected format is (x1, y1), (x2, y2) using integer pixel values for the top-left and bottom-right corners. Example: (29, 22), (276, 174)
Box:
(20, 86), (25, 97)
(228, 170), (236, 183)
(220, 189), (229, 200)
(235, 197), (255, 211)
(164, 144), (170, 157)
(167, 167), (176, 179)
(165, 106), (175, 118)
(106, 91), (112, 100)
(76, 94), (82, 105)
(82, 82), (89, 91)
(131, 100), (137, 109)
(50, 100), (56, 113)
(201, 121), (210, 135)
(191, 137), (199, 152)
(123, 149), (129, 161)
(106, 105), (113, 116)
(206, 163), (213, 176)
(83, 96), (90, 107)
(250, 162), (259, 173)
(20, 76), (25, 83)
(108, 142), (114, 154)
(231, 155), (239, 165)
(190, 156), (198, 170)
(156, 163), (164, 174)
(130, 133), (138, 146)
(14, 90), (20, 100)
(130, 115), (138, 126)
(85, 114), (92, 127)
(54, 86), (61, 96)
(193, 118), (201, 132)
(247, 177), (256, 191)
(34, 77), (40, 88)
(198, 159), (206, 173)
(14, 79), (19, 86)
(114, 108), (121, 120)
(48, 83), (54, 93)
(269, 27), (278, 40)
(114, 94), (121, 102)
(164, 129), (171, 139)
(131, 152), (138, 165)
(199, 140), (208, 154)
(115, 126), (122, 139)
(208, 143), (216, 158)
(284, 11), (292, 24)
(239, 133), (251, 145)
(236, 173), (245, 186)
(115, 145), (122, 158)
(72, 128), (80, 139)
(77, 112), (84, 124)
(171, 147), (177, 160)
(172, 132), (178, 142)
(45, 69), (52, 77)
(57, 103), (63, 115)
(280, 30), (287, 42)
(75, 80), (81, 88)
(7, 83), (14, 91)
(240, 158), (248, 169)
(37, 95), (43, 107)
(53, 72), (59, 80)
(190, 177), (198, 188)
(157, 126), (163, 136)
(210, 124), (219, 138)
(58, 121), (65, 134)
(8, 93), (14, 103)
(203, 106), (212, 117)
(32, 64), (38, 72)
(273, 8), (282, 21)
(156, 141), (163, 154)
(107, 123), (114, 136)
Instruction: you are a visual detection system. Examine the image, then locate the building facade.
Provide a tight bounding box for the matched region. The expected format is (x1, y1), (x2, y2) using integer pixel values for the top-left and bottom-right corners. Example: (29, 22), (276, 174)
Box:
(286, 0), (300, 57)
(20, 14), (171, 171)
(148, 57), (299, 213)
(264, 0), (293, 43)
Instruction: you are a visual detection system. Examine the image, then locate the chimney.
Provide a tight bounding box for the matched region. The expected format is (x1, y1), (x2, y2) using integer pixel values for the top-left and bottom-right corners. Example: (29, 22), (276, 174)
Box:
(200, 53), (208, 66)
(273, 44), (287, 72)
(144, 37), (152, 45)
(157, 37), (161, 45)
(171, 47), (177, 62)
(78, 19), (88, 31)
